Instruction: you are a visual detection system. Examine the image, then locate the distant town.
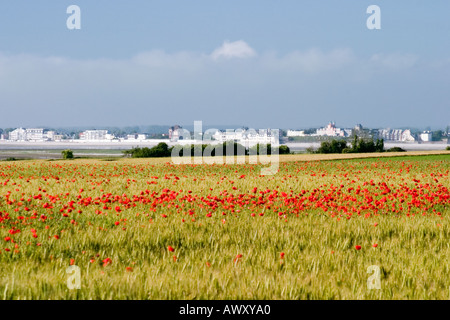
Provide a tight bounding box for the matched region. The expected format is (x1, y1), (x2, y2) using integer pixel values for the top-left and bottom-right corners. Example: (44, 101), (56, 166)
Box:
(0, 122), (449, 146)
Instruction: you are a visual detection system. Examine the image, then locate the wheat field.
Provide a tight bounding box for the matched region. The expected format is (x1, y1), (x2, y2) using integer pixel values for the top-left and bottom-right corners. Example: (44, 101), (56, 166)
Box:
(0, 152), (449, 299)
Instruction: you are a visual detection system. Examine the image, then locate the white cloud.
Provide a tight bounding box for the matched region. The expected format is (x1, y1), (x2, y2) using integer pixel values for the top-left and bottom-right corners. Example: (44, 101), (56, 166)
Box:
(210, 40), (257, 60)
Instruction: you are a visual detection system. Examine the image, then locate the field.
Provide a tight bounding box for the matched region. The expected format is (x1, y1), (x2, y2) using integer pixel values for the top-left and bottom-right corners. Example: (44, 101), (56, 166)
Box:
(0, 152), (449, 299)
(0, 149), (123, 160)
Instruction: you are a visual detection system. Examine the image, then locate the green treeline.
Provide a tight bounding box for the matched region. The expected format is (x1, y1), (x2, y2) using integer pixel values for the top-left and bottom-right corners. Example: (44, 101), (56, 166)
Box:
(310, 136), (406, 154)
(123, 142), (291, 158)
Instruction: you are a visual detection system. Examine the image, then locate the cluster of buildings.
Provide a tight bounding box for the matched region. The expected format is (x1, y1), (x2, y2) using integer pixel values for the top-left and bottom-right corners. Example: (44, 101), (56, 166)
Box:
(212, 129), (278, 147)
(315, 122), (354, 137)
(377, 129), (416, 142)
(2, 124), (445, 144)
(287, 122), (444, 142)
(6, 128), (63, 142)
(377, 129), (438, 142)
(169, 125), (278, 147)
(79, 130), (115, 141)
(79, 130), (147, 141)
(287, 122), (357, 138)
(3, 128), (147, 142)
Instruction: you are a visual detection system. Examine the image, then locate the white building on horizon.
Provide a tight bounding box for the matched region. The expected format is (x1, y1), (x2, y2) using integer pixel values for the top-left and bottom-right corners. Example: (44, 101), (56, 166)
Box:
(420, 131), (432, 142)
(315, 122), (352, 137)
(9, 128), (27, 141)
(45, 131), (55, 141)
(287, 130), (305, 137)
(126, 134), (147, 141)
(212, 128), (278, 147)
(80, 130), (115, 141)
(378, 129), (416, 142)
(25, 128), (44, 141)
(169, 125), (183, 142)
(9, 128), (46, 141)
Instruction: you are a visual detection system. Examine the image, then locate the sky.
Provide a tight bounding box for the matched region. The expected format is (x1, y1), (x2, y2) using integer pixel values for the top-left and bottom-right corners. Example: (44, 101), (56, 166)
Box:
(0, 0), (449, 130)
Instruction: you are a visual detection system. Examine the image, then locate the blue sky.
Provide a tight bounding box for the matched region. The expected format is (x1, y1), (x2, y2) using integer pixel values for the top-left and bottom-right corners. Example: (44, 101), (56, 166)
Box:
(0, 1), (449, 129)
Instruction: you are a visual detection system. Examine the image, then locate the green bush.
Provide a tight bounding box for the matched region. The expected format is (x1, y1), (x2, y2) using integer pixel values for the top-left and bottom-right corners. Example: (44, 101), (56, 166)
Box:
(313, 136), (385, 154)
(125, 143), (171, 158)
(61, 150), (74, 159)
(350, 136), (384, 153)
(316, 140), (348, 154)
(277, 145), (291, 155)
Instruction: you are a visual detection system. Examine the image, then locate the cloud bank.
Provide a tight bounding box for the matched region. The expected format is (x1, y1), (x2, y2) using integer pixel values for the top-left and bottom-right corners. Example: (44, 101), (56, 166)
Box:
(0, 41), (448, 129)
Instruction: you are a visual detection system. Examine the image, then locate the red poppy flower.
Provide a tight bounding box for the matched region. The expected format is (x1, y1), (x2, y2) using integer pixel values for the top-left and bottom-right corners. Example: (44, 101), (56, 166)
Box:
(355, 245), (361, 250)
(102, 257), (112, 267)
(168, 246), (174, 252)
(233, 254), (243, 263)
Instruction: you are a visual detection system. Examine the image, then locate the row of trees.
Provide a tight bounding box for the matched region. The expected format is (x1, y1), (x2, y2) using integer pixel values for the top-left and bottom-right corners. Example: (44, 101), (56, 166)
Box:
(123, 143), (172, 158)
(124, 142), (291, 158)
(310, 136), (404, 154)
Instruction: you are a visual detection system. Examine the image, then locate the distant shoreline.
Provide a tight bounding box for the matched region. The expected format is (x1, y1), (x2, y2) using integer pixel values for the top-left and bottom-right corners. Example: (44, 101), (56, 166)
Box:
(0, 140), (171, 150)
(0, 139), (447, 151)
